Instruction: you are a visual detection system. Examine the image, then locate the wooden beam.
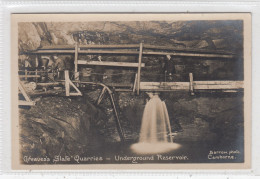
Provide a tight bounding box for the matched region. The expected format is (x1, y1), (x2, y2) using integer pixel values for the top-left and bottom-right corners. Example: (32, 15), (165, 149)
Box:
(79, 50), (139, 55)
(19, 75), (41, 78)
(133, 73), (138, 93)
(37, 82), (60, 86)
(143, 51), (234, 58)
(77, 60), (145, 68)
(96, 87), (107, 105)
(80, 50), (234, 58)
(38, 44), (234, 56)
(193, 81), (244, 89)
(65, 70), (70, 96)
(64, 70), (82, 96)
(18, 80), (35, 106)
(19, 81), (32, 102)
(33, 50), (75, 54)
(189, 73), (194, 95)
(193, 81), (244, 85)
(140, 81), (244, 91)
(35, 69), (38, 83)
(38, 44), (139, 50)
(143, 44), (234, 55)
(69, 79), (82, 96)
(137, 43), (143, 95)
(25, 69), (28, 81)
(74, 43), (79, 80)
(140, 82), (190, 91)
(31, 49), (234, 58)
(79, 44), (139, 49)
(69, 93), (82, 96)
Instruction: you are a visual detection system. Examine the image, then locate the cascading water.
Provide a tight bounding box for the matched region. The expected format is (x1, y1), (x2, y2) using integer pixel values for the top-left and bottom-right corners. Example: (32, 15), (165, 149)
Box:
(131, 93), (181, 154)
(139, 94), (173, 143)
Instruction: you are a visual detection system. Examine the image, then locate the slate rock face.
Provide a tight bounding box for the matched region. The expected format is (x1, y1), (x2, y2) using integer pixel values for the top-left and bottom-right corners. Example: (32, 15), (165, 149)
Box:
(18, 21), (243, 52)
(19, 96), (107, 164)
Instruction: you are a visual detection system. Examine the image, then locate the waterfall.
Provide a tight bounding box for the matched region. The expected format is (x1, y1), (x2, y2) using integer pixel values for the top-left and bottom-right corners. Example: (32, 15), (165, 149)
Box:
(131, 93), (180, 154)
(139, 94), (173, 143)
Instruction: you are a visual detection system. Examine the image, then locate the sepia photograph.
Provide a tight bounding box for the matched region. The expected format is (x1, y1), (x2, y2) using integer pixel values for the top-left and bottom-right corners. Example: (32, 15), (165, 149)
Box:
(11, 14), (251, 170)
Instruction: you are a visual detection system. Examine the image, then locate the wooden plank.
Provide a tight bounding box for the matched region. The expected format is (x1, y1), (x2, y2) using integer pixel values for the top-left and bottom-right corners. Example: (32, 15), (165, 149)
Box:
(19, 70), (48, 73)
(33, 50), (75, 54)
(38, 44), (139, 50)
(19, 75), (41, 78)
(140, 81), (244, 91)
(78, 60), (145, 68)
(37, 82), (60, 86)
(79, 50), (139, 55)
(69, 93), (82, 96)
(193, 84), (244, 90)
(140, 82), (190, 91)
(79, 44), (139, 49)
(194, 81), (244, 85)
(32, 49), (234, 58)
(143, 51), (234, 58)
(38, 44), (233, 56)
(143, 44), (234, 55)
(137, 43), (143, 95)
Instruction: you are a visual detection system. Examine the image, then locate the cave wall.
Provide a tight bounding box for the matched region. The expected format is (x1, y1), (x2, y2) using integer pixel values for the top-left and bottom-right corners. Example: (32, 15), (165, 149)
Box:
(18, 20), (244, 146)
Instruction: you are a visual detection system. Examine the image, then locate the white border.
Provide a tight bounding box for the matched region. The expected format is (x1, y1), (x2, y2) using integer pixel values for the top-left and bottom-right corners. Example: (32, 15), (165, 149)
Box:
(1, 0), (260, 177)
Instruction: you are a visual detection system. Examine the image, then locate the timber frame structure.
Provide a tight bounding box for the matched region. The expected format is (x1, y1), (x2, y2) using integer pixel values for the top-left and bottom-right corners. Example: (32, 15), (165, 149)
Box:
(26, 43), (242, 94)
(20, 42), (244, 142)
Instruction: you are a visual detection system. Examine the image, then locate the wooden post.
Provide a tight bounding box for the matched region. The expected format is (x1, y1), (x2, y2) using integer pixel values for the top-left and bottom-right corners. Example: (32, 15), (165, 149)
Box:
(19, 81), (31, 102)
(65, 70), (70, 96)
(189, 73), (195, 95)
(96, 87), (107, 105)
(64, 70), (82, 96)
(74, 43), (79, 80)
(137, 42), (143, 95)
(25, 69), (27, 81)
(132, 73), (138, 93)
(35, 69), (38, 83)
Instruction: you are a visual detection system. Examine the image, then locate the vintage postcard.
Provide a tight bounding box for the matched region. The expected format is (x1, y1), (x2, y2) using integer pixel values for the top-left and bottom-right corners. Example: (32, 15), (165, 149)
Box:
(11, 13), (251, 170)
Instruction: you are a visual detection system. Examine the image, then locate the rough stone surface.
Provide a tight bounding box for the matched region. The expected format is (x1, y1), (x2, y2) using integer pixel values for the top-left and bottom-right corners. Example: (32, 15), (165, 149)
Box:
(19, 96), (107, 163)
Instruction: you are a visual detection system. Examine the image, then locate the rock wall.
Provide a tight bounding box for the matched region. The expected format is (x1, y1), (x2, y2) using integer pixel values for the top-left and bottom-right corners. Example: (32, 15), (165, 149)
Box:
(19, 96), (107, 164)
